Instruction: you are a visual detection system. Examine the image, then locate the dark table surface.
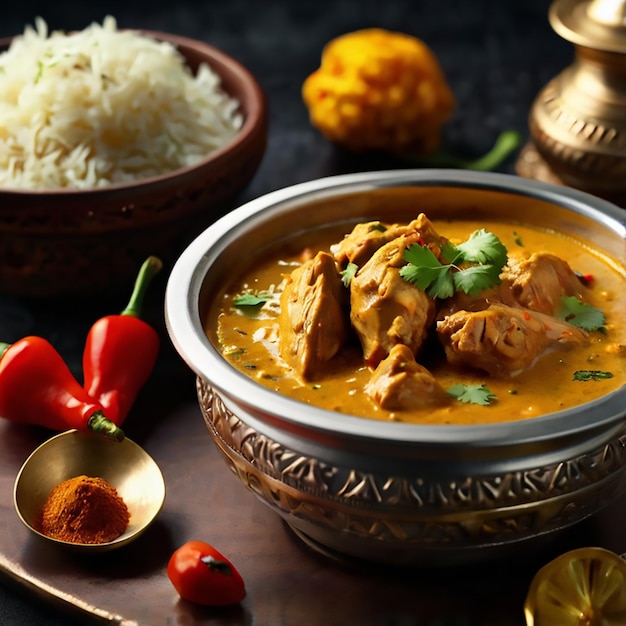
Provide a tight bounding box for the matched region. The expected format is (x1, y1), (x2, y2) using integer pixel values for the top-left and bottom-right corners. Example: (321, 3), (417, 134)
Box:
(0, 1), (591, 624)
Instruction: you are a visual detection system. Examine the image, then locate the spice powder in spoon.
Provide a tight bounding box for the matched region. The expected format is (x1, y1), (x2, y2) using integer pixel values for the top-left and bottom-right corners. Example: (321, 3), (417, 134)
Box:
(39, 475), (130, 544)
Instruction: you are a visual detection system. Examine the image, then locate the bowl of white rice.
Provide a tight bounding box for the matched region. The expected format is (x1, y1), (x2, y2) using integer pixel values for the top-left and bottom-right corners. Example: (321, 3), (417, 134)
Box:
(0, 17), (267, 297)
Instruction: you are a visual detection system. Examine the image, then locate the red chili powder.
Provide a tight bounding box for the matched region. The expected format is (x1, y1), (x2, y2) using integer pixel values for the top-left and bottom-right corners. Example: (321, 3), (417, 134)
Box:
(40, 475), (130, 544)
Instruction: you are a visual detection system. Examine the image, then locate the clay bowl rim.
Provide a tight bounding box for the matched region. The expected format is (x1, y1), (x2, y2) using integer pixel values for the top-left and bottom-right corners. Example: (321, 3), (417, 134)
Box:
(0, 29), (267, 197)
(164, 169), (626, 450)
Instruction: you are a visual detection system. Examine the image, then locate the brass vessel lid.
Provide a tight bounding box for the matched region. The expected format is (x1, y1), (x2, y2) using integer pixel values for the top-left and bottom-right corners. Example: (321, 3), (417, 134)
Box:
(551, 0), (626, 52)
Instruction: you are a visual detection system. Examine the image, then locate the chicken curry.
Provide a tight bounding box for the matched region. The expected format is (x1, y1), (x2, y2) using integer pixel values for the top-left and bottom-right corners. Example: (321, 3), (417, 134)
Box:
(212, 214), (626, 425)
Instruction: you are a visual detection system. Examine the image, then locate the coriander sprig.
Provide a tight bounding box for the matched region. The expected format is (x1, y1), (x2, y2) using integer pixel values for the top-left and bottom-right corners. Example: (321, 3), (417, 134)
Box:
(573, 370), (613, 381)
(341, 262), (358, 287)
(447, 383), (496, 405)
(557, 296), (606, 332)
(232, 291), (273, 308)
(399, 229), (508, 299)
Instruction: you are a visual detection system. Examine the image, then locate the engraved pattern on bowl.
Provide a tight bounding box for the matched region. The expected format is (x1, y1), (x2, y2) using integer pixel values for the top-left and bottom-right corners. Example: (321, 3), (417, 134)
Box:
(198, 379), (626, 565)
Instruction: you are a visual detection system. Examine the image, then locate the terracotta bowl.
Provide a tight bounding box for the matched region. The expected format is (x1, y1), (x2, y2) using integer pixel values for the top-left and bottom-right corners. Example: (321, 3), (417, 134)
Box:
(0, 30), (267, 298)
(164, 170), (626, 566)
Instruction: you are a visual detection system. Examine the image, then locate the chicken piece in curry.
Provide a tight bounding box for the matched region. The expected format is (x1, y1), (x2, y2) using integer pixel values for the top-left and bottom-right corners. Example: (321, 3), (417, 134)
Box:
(349, 231), (436, 369)
(278, 251), (349, 380)
(214, 213), (625, 425)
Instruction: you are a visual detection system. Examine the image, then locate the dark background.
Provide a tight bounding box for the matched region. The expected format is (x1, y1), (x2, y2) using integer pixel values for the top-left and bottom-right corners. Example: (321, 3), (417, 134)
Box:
(0, 1), (575, 624)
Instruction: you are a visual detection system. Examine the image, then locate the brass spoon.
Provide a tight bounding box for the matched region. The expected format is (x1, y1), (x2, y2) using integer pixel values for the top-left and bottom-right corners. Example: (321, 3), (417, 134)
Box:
(14, 429), (165, 553)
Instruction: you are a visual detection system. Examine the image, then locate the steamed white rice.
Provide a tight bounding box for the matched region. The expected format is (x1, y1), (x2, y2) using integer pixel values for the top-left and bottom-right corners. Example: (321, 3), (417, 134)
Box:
(0, 16), (243, 189)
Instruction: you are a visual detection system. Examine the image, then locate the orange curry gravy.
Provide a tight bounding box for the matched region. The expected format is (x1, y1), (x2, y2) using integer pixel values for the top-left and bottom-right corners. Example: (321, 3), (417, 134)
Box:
(211, 219), (626, 425)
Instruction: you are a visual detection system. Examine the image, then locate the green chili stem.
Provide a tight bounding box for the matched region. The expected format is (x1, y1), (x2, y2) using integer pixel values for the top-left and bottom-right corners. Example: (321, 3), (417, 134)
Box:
(120, 256), (163, 318)
(406, 130), (523, 171)
(87, 411), (125, 442)
(0, 342), (9, 360)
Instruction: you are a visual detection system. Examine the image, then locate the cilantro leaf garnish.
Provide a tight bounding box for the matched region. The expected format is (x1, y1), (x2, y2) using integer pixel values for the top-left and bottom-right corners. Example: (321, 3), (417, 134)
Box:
(400, 229), (507, 299)
(440, 240), (461, 264)
(400, 244), (454, 298)
(429, 270), (456, 300)
(557, 296), (606, 331)
(453, 229), (508, 267)
(447, 383), (496, 405)
(232, 292), (272, 308)
(341, 262), (358, 287)
(573, 370), (613, 381)
(452, 263), (503, 298)
(369, 223), (387, 233)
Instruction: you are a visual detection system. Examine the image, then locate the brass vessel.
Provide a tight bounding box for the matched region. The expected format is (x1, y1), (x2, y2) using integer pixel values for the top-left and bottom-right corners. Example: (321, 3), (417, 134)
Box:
(517, 0), (626, 205)
(14, 430), (166, 552)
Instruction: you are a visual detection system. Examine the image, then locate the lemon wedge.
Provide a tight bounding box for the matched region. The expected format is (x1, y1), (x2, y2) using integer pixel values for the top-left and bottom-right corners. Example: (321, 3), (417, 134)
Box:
(524, 547), (626, 626)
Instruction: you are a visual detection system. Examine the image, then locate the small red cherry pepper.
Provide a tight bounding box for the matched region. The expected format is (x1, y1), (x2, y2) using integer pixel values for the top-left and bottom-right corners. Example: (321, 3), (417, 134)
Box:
(167, 540), (247, 606)
(0, 336), (124, 441)
(82, 256), (162, 426)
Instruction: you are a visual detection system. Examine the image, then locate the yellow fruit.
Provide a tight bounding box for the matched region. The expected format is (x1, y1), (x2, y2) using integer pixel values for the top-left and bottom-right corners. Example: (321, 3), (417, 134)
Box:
(302, 28), (455, 155)
(524, 547), (626, 626)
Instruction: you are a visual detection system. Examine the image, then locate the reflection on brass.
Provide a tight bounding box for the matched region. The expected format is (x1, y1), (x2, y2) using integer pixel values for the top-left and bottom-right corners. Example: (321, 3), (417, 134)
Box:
(197, 379), (626, 566)
(517, 0), (626, 205)
(13, 430), (165, 553)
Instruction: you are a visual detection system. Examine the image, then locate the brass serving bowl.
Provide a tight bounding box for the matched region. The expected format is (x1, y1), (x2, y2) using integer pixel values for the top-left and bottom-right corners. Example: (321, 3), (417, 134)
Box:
(14, 430), (165, 552)
(0, 29), (267, 298)
(165, 170), (626, 566)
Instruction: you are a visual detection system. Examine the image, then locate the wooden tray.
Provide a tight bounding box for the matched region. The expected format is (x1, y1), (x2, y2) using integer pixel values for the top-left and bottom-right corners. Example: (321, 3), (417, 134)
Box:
(1, 360), (625, 626)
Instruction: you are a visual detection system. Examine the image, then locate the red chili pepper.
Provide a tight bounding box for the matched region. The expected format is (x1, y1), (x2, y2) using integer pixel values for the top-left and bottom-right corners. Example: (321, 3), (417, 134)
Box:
(82, 256), (162, 426)
(575, 271), (594, 287)
(167, 540), (246, 606)
(0, 336), (124, 441)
